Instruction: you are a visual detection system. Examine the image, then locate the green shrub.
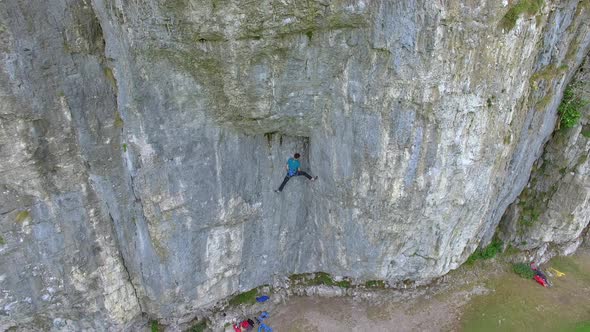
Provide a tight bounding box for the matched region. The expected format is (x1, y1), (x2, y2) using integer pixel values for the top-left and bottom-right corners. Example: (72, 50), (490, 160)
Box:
(228, 288), (258, 306)
(335, 279), (351, 288)
(151, 320), (159, 332)
(308, 272), (334, 286)
(466, 237), (504, 264)
(0, 235), (5, 246)
(500, 0), (544, 31)
(558, 86), (588, 129)
(513, 263), (535, 279)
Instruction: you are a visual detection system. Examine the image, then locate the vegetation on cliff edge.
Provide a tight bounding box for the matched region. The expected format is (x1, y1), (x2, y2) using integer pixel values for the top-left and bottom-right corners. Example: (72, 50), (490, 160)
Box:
(500, 0), (544, 32)
(558, 85), (588, 129)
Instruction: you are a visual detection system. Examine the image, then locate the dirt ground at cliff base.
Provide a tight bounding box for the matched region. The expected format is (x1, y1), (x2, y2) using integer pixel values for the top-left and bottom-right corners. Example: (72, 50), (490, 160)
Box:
(264, 248), (590, 332)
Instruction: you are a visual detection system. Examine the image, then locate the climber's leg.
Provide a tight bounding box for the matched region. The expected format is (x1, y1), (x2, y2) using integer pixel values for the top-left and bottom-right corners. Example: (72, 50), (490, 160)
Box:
(277, 175), (290, 192)
(296, 171), (313, 180)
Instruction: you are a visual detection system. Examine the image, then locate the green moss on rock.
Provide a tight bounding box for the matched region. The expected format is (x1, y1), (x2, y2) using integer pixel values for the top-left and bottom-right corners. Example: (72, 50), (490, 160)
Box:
(188, 320), (208, 332)
(517, 187), (543, 228)
(103, 67), (117, 90)
(364, 280), (387, 288)
(114, 111), (124, 128)
(228, 288), (258, 306)
(291, 272), (335, 286)
(535, 93), (553, 110)
(15, 211), (30, 223)
(529, 64), (567, 87)
(500, 0), (544, 32)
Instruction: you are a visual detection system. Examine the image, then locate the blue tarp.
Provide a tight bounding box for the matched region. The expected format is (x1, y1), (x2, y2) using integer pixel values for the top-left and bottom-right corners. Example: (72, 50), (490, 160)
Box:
(258, 311), (269, 321)
(258, 323), (272, 332)
(256, 295), (270, 303)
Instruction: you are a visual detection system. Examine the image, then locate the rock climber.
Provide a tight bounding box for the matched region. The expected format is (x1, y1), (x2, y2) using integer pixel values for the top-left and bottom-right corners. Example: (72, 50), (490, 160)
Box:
(275, 153), (317, 192)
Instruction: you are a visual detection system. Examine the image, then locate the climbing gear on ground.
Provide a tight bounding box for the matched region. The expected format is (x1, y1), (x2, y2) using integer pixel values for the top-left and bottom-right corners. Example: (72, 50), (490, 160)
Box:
(549, 267), (565, 277)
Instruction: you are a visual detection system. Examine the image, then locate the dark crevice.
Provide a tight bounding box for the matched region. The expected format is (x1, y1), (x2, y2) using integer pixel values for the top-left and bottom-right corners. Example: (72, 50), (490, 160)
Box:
(108, 212), (144, 313)
(126, 169), (150, 289)
(84, 3), (145, 316)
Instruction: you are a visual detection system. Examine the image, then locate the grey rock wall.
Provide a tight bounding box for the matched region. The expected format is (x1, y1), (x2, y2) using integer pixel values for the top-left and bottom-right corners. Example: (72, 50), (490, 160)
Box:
(500, 55), (590, 255)
(1, 0), (590, 329)
(0, 0), (141, 330)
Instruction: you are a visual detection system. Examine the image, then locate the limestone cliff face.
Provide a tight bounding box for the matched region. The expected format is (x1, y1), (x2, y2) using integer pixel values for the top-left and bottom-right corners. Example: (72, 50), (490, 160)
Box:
(500, 56), (590, 257)
(1, 0), (590, 329)
(0, 0), (141, 330)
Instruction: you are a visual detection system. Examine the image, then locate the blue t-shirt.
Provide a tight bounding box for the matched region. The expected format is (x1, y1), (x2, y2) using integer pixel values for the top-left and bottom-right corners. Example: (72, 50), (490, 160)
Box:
(287, 158), (300, 176)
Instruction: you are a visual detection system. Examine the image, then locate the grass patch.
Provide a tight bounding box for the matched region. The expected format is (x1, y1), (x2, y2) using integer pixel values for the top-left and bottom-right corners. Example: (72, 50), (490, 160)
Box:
(512, 263), (535, 279)
(228, 288), (258, 306)
(466, 237), (503, 264)
(122, 143), (127, 152)
(365, 280), (387, 288)
(570, 321), (590, 331)
(558, 85), (588, 129)
(15, 211), (30, 223)
(551, 255), (590, 282)
(461, 257), (590, 332)
(0, 235), (5, 246)
(500, 0), (544, 32)
(581, 125), (590, 138)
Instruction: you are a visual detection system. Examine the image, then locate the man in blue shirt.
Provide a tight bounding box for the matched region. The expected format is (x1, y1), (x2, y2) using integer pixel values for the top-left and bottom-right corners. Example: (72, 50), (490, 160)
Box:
(275, 153), (317, 192)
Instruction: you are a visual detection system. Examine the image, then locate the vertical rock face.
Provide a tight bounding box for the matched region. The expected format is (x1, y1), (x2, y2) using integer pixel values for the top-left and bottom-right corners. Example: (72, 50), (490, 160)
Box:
(0, 0), (141, 330)
(500, 56), (590, 256)
(1, 0), (590, 329)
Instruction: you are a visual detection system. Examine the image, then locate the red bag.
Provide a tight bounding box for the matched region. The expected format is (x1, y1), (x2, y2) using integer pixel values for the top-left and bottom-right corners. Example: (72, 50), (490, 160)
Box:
(534, 275), (547, 287)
